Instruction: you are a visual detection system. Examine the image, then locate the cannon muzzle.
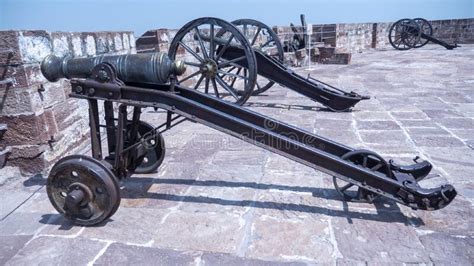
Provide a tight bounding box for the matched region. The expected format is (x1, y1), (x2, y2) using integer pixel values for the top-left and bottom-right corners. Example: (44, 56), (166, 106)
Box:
(41, 52), (186, 84)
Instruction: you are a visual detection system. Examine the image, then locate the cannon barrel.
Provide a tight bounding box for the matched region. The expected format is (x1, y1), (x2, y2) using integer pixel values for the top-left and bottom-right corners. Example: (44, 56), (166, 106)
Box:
(41, 52), (186, 84)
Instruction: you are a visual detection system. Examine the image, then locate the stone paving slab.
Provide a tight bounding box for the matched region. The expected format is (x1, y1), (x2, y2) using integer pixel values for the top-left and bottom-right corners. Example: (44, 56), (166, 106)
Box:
(1, 44), (474, 264)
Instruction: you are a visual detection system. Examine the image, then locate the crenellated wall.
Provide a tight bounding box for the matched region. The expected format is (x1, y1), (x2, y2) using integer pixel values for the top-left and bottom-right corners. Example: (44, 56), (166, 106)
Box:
(335, 18), (474, 53)
(0, 30), (135, 176)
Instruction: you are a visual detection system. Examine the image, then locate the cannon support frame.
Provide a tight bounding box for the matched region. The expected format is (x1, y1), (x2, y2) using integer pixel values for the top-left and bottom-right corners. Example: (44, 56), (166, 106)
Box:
(44, 59), (457, 225)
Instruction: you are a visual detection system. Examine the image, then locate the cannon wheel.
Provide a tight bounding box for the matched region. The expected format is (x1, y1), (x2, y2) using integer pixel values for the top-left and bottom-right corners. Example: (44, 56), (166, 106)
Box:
(231, 19), (284, 95)
(168, 17), (257, 105)
(126, 121), (165, 174)
(389, 18), (420, 50)
(413, 18), (433, 48)
(47, 155), (121, 226)
(332, 149), (393, 203)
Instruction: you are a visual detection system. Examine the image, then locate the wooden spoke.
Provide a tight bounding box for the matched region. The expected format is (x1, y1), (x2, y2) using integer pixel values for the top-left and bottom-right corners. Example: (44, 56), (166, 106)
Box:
(215, 76), (239, 100)
(217, 56), (247, 68)
(179, 41), (204, 62)
(178, 70), (202, 83)
(211, 78), (220, 98)
(193, 75), (205, 90)
(215, 35), (234, 61)
(194, 27), (209, 60)
(250, 26), (262, 45)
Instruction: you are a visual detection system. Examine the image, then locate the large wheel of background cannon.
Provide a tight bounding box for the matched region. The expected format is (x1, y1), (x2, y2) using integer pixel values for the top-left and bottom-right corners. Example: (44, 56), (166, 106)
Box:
(231, 19), (284, 95)
(388, 18), (421, 50)
(168, 17), (258, 105)
(413, 18), (433, 48)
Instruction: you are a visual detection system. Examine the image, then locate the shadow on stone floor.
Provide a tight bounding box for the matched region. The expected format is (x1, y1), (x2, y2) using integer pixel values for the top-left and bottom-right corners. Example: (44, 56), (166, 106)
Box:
(22, 174), (46, 187)
(39, 213), (114, 228)
(33, 177), (425, 229)
(122, 177), (424, 225)
(245, 101), (341, 112)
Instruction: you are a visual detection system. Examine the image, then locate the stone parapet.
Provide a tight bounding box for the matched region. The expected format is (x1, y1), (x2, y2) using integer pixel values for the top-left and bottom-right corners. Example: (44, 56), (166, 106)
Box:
(0, 30), (135, 175)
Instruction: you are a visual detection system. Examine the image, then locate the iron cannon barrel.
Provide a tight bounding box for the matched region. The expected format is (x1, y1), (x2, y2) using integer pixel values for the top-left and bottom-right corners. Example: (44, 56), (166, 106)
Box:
(41, 52), (186, 84)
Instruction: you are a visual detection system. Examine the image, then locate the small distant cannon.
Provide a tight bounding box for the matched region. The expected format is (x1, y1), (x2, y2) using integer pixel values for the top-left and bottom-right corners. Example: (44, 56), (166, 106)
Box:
(282, 14), (308, 53)
(389, 18), (459, 50)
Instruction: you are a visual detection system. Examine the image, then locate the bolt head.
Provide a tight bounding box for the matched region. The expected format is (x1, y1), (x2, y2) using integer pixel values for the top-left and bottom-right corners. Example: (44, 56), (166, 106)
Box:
(75, 85), (83, 93)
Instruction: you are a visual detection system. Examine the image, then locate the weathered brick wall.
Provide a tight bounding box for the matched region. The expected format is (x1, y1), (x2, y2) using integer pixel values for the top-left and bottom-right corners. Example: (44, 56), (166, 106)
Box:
(431, 19), (474, 44)
(336, 23), (374, 53)
(336, 18), (474, 53)
(0, 30), (135, 176)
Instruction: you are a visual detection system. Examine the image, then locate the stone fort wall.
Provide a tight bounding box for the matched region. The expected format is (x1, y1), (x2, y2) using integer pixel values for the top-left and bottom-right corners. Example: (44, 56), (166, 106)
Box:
(0, 30), (135, 180)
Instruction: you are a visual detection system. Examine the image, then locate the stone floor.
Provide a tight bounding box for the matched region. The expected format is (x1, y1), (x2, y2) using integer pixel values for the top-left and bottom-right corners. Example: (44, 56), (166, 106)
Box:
(1, 44), (474, 265)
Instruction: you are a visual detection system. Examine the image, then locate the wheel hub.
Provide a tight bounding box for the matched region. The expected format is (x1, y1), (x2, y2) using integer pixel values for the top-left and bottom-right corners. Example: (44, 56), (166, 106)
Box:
(201, 59), (218, 78)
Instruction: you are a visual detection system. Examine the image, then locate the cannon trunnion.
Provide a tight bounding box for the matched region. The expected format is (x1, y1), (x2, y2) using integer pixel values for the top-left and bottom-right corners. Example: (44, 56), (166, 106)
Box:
(41, 18), (456, 226)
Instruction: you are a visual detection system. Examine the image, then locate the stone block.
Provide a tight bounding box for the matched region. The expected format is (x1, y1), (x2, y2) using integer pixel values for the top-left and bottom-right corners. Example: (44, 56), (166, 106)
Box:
(331, 213), (431, 264)
(70, 33), (83, 57)
(0, 235), (32, 265)
(246, 215), (334, 263)
(0, 109), (58, 146)
(81, 33), (96, 56)
(52, 98), (87, 132)
(153, 210), (245, 253)
(419, 233), (474, 265)
(95, 32), (109, 54)
(5, 145), (47, 174)
(0, 31), (21, 65)
(0, 211), (48, 236)
(96, 243), (200, 265)
(0, 86), (42, 115)
(81, 207), (168, 244)
(201, 253), (304, 265)
(411, 135), (465, 147)
(50, 32), (71, 57)
(17, 30), (52, 64)
(0, 64), (46, 89)
(122, 32), (130, 50)
(129, 33), (136, 48)
(6, 236), (106, 265)
(356, 120), (401, 131)
(114, 33), (123, 50)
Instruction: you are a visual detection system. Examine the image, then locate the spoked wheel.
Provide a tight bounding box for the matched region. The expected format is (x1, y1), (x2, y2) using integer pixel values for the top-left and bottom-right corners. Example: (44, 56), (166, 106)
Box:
(231, 19), (284, 95)
(389, 18), (420, 50)
(47, 155), (121, 226)
(333, 149), (393, 203)
(126, 121), (165, 174)
(168, 17), (258, 105)
(413, 18), (433, 48)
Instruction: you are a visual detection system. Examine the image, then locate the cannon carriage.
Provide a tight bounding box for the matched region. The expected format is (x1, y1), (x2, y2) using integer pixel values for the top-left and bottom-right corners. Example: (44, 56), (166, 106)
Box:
(389, 18), (459, 50)
(166, 17), (369, 111)
(41, 17), (456, 226)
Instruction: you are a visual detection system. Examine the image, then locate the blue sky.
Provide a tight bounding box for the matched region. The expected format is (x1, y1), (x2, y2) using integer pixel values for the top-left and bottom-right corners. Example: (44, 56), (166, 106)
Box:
(1, 0), (473, 36)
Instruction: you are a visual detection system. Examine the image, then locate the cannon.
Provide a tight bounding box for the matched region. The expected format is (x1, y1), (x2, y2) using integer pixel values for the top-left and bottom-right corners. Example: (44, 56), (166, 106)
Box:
(41, 17), (456, 226)
(282, 14), (308, 53)
(167, 17), (368, 111)
(389, 18), (459, 50)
